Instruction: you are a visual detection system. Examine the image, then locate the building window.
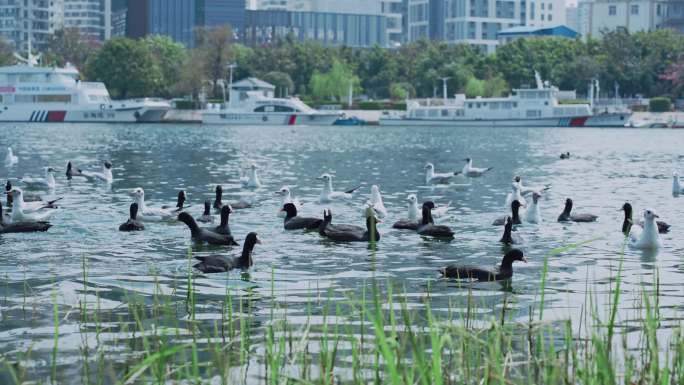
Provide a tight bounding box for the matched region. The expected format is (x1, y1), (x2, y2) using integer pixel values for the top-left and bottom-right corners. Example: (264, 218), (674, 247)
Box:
(548, 14), (552, 21)
(541, 14), (544, 21)
(541, 2), (544, 9)
(631, 4), (639, 15)
(609, 5), (616, 15)
(548, 3), (552, 10)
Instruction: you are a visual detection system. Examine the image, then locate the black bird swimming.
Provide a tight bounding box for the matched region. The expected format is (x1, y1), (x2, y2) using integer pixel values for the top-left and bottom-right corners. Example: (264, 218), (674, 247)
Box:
(621, 202), (670, 235)
(417, 201), (454, 238)
(162, 190), (186, 212)
(282, 203), (322, 230)
(213, 185), (252, 210)
(0, 199), (52, 234)
(119, 203), (144, 232)
(440, 249), (527, 281)
(213, 185), (224, 209)
(499, 216), (523, 245)
(178, 212), (238, 245)
(198, 200), (214, 223)
(193, 232), (261, 273)
(211, 205), (236, 239)
(557, 198), (598, 222)
(493, 200), (523, 226)
(560, 152), (571, 159)
(66, 161), (86, 180)
(319, 209), (380, 242)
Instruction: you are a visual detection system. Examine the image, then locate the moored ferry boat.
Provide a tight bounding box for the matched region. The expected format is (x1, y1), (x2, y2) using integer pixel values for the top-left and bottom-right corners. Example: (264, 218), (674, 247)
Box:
(380, 78), (630, 128)
(0, 53), (170, 123)
(202, 78), (341, 126)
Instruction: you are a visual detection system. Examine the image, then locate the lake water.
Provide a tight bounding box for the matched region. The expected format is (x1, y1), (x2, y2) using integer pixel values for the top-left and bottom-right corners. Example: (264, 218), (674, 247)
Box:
(1, 123), (683, 383)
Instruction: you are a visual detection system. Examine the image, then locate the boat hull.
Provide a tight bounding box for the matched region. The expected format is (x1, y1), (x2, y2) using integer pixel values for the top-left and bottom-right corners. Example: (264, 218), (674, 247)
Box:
(379, 113), (631, 128)
(0, 102), (170, 123)
(202, 111), (341, 126)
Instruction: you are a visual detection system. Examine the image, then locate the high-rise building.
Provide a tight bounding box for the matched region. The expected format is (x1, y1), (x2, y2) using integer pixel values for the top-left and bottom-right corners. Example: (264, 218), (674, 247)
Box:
(566, 5), (579, 33)
(62, 0), (112, 41)
(581, 0), (671, 38)
(0, 0), (60, 51)
(407, 0), (565, 53)
(252, 0), (404, 45)
(244, 9), (388, 47)
(127, 0), (245, 47)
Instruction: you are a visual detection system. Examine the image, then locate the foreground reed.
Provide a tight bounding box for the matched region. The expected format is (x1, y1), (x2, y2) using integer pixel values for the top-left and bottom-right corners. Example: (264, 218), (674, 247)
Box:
(0, 244), (682, 385)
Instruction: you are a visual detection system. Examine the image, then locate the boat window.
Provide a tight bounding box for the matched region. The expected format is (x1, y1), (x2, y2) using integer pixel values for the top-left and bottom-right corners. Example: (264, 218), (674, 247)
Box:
(0, 74), (7, 83)
(416, 109), (425, 117)
(37, 95), (71, 103)
(476, 103), (480, 108)
(513, 102), (517, 108)
(254, 105), (296, 112)
(14, 95), (35, 103)
(19, 74), (45, 83)
(467, 103), (472, 108)
(441, 109), (449, 117)
(490, 102), (498, 109)
(428, 109), (439, 117)
(544, 101), (549, 106)
(526, 110), (541, 118)
(456, 109), (464, 116)
(0, 95), (3, 103)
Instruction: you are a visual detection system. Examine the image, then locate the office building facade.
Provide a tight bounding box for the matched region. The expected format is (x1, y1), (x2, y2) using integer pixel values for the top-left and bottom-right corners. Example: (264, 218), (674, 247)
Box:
(407, 0), (565, 53)
(252, 0), (403, 46)
(128, 0), (245, 47)
(579, 0), (682, 37)
(0, 0), (59, 51)
(244, 9), (388, 47)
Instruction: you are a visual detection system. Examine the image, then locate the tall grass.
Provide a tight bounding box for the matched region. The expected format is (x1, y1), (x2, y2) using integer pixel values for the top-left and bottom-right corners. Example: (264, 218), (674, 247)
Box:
(0, 243), (682, 385)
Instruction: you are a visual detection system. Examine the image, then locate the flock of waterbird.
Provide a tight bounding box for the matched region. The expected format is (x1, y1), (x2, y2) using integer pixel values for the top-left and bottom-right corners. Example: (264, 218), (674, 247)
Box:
(1, 146), (677, 282)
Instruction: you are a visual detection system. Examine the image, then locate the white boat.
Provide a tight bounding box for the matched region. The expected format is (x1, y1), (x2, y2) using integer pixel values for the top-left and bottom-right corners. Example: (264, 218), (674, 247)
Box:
(0, 50), (170, 123)
(202, 78), (341, 126)
(380, 76), (630, 128)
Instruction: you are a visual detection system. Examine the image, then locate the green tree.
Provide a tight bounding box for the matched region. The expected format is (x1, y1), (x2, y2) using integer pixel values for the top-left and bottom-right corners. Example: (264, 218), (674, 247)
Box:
(464, 77), (485, 98)
(173, 50), (208, 100)
(309, 59), (361, 101)
(85, 38), (162, 99)
(262, 71), (294, 97)
(142, 35), (187, 98)
(46, 28), (99, 69)
(195, 25), (234, 98)
(0, 38), (14, 66)
(483, 76), (508, 97)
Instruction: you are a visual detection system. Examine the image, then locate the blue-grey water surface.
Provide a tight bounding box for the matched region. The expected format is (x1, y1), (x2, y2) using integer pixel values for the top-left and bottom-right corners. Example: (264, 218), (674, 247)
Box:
(1, 123), (683, 382)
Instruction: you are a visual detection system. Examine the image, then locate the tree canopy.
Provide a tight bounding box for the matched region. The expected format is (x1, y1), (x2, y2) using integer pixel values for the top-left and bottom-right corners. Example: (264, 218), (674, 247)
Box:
(34, 27), (684, 101)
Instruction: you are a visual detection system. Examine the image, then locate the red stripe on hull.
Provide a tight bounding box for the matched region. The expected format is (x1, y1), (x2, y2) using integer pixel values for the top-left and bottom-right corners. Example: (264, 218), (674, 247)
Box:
(288, 115), (297, 125)
(46, 111), (66, 122)
(569, 117), (588, 127)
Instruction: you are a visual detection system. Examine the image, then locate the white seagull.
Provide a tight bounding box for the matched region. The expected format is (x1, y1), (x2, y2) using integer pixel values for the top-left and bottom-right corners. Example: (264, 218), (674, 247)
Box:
(672, 172), (684, 195)
(240, 164), (262, 188)
(317, 173), (360, 203)
(276, 185), (302, 217)
(131, 187), (176, 221)
(424, 163), (460, 185)
(522, 191), (542, 224)
(461, 158), (493, 177)
(21, 167), (57, 189)
(629, 210), (662, 250)
(505, 182), (527, 207)
(514, 176), (551, 196)
(369, 185), (387, 219)
(406, 193), (449, 219)
(406, 194), (420, 221)
(81, 161), (114, 183)
(4, 147), (18, 166)
(9, 189), (56, 222)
